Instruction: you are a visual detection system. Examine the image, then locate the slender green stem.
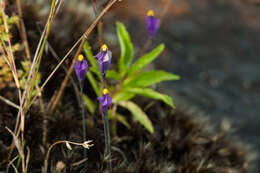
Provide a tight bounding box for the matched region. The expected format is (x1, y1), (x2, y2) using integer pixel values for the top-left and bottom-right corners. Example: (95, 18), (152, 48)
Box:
(102, 113), (108, 154)
(102, 76), (112, 171)
(80, 83), (87, 158)
(24, 0), (57, 112)
(104, 112), (112, 170)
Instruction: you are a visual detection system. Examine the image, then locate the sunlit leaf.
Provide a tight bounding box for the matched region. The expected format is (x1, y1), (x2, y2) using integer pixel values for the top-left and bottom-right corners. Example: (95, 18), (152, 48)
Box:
(116, 22), (134, 75)
(115, 113), (131, 129)
(112, 90), (135, 102)
(123, 70), (180, 88)
(118, 101), (154, 133)
(87, 71), (101, 96)
(1, 33), (9, 41)
(108, 111), (131, 129)
(89, 66), (100, 76)
(125, 88), (174, 108)
(8, 16), (19, 24)
(82, 94), (96, 114)
(128, 44), (165, 75)
(83, 42), (102, 81)
(106, 70), (121, 80)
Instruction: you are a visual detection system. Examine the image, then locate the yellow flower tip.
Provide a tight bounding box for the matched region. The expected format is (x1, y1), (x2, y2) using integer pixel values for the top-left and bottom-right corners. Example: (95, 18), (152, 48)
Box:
(101, 44), (108, 51)
(78, 54), (84, 61)
(103, 88), (109, 95)
(147, 10), (154, 17)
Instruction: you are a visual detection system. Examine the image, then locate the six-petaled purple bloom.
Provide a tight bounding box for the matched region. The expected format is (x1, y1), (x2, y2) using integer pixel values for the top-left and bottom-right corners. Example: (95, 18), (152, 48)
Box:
(74, 54), (88, 82)
(94, 44), (112, 77)
(146, 10), (159, 38)
(98, 88), (112, 115)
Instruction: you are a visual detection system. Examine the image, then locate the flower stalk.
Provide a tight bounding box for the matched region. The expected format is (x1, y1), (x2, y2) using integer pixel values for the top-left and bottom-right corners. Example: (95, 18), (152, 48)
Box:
(96, 44), (112, 171)
(74, 54), (88, 158)
(100, 81), (112, 171)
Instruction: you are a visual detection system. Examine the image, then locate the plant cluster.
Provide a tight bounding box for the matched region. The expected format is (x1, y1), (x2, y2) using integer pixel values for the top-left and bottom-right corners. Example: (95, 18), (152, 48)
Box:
(72, 12), (179, 170)
(0, 12), (19, 89)
(0, 11), (40, 95)
(82, 22), (180, 133)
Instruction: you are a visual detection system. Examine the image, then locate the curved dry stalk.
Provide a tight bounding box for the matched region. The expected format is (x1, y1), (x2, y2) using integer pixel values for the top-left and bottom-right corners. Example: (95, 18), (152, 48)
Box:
(111, 146), (128, 171)
(43, 140), (93, 173)
(6, 156), (19, 173)
(25, 146), (30, 172)
(16, 0), (31, 60)
(5, 127), (26, 173)
(0, 95), (20, 110)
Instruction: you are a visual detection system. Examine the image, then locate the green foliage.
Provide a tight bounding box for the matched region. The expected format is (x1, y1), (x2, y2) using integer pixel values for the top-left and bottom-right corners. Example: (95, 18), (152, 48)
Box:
(0, 12), (19, 42)
(118, 101), (154, 133)
(83, 42), (102, 96)
(0, 57), (13, 88)
(0, 12), (18, 87)
(108, 110), (130, 129)
(83, 42), (100, 79)
(122, 70), (179, 88)
(83, 94), (96, 114)
(0, 13), (38, 92)
(123, 88), (175, 108)
(117, 22), (134, 76)
(83, 22), (179, 134)
(18, 60), (41, 96)
(106, 70), (121, 80)
(128, 44), (164, 75)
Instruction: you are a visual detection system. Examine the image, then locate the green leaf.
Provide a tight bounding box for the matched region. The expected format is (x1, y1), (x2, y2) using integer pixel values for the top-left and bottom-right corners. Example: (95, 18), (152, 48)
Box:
(87, 71), (101, 96)
(108, 111), (130, 129)
(82, 94), (96, 114)
(83, 42), (96, 68)
(115, 113), (131, 129)
(125, 88), (175, 108)
(1, 33), (9, 41)
(118, 101), (154, 133)
(89, 66), (99, 76)
(128, 44), (165, 75)
(8, 16), (19, 24)
(116, 22), (134, 75)
(112, 90), (136, 103)
(83, 42), (102, 81)
(122, 70), (180, 88)
(106, 70), (121, 80)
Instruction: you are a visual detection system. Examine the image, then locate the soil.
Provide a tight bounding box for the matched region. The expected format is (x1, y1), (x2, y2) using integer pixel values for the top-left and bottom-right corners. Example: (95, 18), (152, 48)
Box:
(0, 100), (249, 173)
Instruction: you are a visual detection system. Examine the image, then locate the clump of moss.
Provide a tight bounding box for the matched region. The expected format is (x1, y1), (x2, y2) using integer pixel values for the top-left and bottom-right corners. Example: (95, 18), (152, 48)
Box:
(114, 102), (250, 173)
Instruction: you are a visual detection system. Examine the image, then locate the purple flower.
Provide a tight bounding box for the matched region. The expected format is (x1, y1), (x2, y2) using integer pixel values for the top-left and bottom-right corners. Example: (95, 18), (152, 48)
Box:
(146, 10), (159, 38)
(74, 54), (88, 82)
(94, 44), (112, 76)
(98, 88), (112, 115)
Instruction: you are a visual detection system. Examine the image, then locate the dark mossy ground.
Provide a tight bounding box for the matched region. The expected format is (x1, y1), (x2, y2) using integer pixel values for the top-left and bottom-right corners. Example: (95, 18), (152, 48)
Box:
(0, 99), (249, 172)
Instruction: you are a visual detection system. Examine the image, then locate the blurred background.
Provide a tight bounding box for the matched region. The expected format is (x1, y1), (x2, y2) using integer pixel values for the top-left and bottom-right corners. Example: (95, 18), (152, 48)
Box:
(110, 0), (260, 171)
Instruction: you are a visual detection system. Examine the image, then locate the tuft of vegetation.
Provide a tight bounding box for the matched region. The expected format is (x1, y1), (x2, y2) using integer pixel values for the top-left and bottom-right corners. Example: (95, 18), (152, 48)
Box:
(0, 12), (19, 89)
(83, 22), (180, 134)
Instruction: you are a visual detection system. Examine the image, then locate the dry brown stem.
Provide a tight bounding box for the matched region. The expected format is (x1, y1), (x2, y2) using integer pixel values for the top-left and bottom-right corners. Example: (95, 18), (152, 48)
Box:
(15, 0), (31, 60)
